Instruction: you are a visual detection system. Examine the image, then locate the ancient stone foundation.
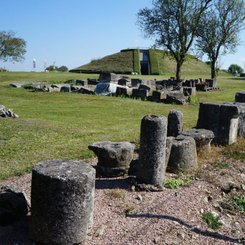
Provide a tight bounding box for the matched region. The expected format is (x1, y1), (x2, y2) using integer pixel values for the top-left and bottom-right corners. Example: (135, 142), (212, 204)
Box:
(88, 141), (135, 177)
(167, 135), (198, 173)
(181, 129), (214, 153)
(136, 115), (167, 187)
(197, 103), (240, 145)
(29, 160), (95, 245)
(167, 110), (183, 137)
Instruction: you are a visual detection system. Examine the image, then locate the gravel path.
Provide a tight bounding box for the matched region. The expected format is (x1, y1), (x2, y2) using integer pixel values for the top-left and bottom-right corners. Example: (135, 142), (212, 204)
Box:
(0, 159), (244, 245)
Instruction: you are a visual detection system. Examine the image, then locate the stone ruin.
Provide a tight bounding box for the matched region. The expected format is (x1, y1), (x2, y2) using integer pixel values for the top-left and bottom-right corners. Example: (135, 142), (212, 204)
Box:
(1, 89), (243, 244)
(0, 104), (19, 118)
(9, 72), (218, 105)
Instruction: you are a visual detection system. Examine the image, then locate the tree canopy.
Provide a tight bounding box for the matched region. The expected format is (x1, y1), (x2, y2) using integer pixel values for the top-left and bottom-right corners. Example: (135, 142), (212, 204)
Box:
(196, 0), (245, 78)
(228, 64), (244, 75)
(137, 0), (211, 80)
(0, 31), (26, 62)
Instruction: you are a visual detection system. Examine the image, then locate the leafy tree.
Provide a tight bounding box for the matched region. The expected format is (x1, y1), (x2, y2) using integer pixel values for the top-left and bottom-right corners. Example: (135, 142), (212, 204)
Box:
(57, 66), (68, 72)
(228, 64), (244, 75)
(137, 0), (211, 81)
(46, 65), (58, 71)
(196, 0), (245, 79)
(0, 31), (26, 62)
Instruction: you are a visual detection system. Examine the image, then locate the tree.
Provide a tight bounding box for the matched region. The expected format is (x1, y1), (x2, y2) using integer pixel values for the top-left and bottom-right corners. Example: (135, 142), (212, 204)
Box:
(0, 31), (26, 62)
(46, 65), (58, 72)
(228, 64), (244, 75)
(196, 0), (245, 79)
(137, 0), (211, 81)
(57, 66), (68, 72)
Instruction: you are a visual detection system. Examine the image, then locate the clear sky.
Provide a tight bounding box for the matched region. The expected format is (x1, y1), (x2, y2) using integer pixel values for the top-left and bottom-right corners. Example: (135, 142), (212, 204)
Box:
(1, 0), (245, 72)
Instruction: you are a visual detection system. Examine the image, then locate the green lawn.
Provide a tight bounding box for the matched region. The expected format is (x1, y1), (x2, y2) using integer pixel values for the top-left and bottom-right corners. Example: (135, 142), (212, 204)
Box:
(0, 72), (244, 179)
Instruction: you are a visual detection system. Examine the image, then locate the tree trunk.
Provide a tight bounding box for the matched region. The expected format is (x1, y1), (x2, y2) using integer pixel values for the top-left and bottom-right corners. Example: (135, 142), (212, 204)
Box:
(176, 62), (182, 81)
(211, 60), (216, 79)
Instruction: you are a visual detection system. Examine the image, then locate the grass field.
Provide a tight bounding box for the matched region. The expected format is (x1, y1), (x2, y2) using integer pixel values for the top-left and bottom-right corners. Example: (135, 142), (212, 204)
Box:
(0, 72), (244, 179)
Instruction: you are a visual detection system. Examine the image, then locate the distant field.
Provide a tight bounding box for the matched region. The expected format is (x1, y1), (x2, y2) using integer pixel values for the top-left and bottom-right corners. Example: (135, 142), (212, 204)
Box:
(0, 72), (244, 179)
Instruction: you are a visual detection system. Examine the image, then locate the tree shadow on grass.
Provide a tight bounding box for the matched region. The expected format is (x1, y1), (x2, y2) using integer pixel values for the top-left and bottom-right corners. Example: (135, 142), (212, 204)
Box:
(127, 213), (244, 244)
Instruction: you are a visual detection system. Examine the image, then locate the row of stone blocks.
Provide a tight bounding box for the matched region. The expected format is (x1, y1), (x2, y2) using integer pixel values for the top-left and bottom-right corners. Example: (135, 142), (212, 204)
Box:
(29, 114), (198, 244)
(28, 92), (245, 244)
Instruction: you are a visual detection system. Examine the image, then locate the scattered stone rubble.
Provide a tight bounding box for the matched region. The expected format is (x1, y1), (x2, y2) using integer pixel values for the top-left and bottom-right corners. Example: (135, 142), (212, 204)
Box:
(0, 88), (244, 244)
(0, 104), (19, 118)
(10, 72), (218, 105)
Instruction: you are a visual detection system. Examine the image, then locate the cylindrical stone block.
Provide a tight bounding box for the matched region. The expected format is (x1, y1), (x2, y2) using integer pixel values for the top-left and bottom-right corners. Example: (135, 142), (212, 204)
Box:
(167, 110), (183, 137)
(137, 115), (167, 186)
(167, 135), (198, 173)
(29, 160), (95, 245)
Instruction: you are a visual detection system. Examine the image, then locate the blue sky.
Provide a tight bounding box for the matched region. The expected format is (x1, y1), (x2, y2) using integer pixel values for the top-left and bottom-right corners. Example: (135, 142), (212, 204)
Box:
(1, 0), (245, 72)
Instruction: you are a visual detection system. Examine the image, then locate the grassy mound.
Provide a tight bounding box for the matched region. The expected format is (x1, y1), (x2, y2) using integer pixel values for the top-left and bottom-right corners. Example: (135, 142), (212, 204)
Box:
(70, 49), (211, 76)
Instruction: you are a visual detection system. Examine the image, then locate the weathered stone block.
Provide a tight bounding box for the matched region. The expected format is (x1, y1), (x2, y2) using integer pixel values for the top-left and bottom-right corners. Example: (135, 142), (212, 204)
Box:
(183, 87), (196, 96)
(197, 103), (240, 145)
(181, 129), (214, 152)
(165, 92), (187, 105)
(88, 141), (135, 177)
(0, 185), (30, 225)
(219, 104), (239, 145)
(139, 84), (151, 91)
(60, 86), (71, 92)
(151, 91), (166, 102)
(137, 115), (167, 187)
(30, 160), (95, 245)
(197, 103), (221, 141)
(132, 89), (148, 100)
(167, 135), (198, 173)
(131, 79), (142, 87)
(116, 87), (128, 97)
(167, 110), (183, 137)
(235, 92), (245, 102)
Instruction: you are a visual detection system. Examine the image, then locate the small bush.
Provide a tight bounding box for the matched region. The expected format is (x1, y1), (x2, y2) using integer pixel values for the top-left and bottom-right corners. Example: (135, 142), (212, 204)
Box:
(164, 177), (191, 189)
(202, 212), (222, 230)
(188, 96), (200, 105)
(232, 195), (245, 213)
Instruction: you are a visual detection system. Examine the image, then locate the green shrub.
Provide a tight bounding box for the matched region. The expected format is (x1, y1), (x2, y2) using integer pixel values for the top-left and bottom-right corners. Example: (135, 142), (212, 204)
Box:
(188, 96), (200, 105)
(202, 212), (222, 230)
(232, 195), (245, 213)
(164, 177), (191, 189)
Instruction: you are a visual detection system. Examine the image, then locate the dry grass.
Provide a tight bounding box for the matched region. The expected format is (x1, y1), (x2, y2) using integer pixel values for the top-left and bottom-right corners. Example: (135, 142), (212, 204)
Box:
(107, 189), (125, 199)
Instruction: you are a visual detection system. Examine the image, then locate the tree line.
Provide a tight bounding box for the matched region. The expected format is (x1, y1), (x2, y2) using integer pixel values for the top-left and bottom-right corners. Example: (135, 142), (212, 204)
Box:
(138, 0), (245, 80)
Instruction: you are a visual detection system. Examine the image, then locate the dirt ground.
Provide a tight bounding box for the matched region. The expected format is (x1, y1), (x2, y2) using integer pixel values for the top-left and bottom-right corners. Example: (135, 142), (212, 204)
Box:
(0, 154), (244, 245)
